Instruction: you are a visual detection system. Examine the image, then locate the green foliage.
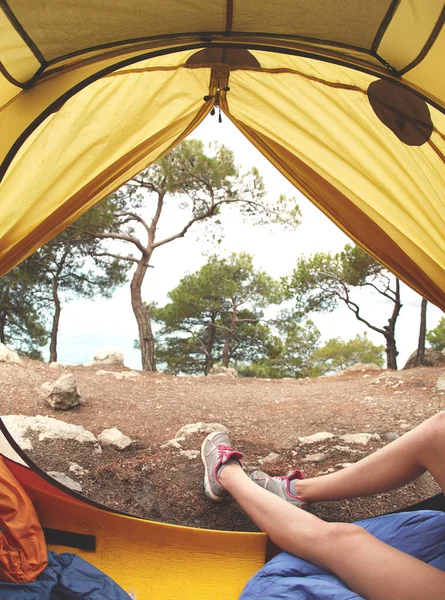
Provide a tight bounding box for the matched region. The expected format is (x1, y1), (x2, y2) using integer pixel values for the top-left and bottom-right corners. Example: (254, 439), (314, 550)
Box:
(238, 318), (322, 379)
(0, 202), (129, 361)
(314, 333), (385, 373)
(42, 205), (129, 302)
(286, 244), (389, 314)
(88, 139), (301, 371)
(285, 243), (402, 369)
(0, 255), (48, 356)
(153, 253), (282, 374)
(426, 317), (445, 351)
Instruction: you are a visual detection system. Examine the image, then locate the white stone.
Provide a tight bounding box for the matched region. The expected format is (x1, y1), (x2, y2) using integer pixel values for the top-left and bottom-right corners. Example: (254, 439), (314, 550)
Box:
(49, 362), (61, 369)
(373, 372), (398, 384)
(339, 433), (380, 445)
(175, 422), (228, 439)
(98, 427), (133, 450)
(161, 437), (185, 450)
(301, 453), (325, 463)
(40, 373), (80, 410)
(180, 450), (200, 460)
(48, 471), (82, 492)
(435, 373), (445, 392)
(1, 415), (97, 451)
(298, 432), (335, 444)
(259, 452), (281, 465)
(68, 462), (89, 476)
(0, 343), (21, 363)
(93, 348), (124, 366)
(115, 371), (140, 380)
(345, 362), (382, 372)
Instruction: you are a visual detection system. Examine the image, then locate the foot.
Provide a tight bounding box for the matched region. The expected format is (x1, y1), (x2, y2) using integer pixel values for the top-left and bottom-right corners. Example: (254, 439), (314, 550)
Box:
(201, 431), (244, 502)
(250, 469), (309, 509)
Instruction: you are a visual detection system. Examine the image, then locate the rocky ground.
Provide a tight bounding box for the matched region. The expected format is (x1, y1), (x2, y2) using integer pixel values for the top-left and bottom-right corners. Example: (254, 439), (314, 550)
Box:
(1, 357), (444, 532)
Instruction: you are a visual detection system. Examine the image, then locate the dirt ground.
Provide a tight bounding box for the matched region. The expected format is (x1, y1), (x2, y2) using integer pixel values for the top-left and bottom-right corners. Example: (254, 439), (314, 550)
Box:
(1, 360), (444, 532)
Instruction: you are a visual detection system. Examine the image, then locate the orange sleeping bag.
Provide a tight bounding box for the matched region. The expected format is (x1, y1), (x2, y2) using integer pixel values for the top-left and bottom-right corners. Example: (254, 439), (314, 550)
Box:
(0, 457), (47, 583)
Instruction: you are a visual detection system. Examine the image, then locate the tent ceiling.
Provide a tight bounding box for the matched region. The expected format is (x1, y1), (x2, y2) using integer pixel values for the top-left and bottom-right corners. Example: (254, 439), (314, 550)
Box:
(0, 1), (444, 310)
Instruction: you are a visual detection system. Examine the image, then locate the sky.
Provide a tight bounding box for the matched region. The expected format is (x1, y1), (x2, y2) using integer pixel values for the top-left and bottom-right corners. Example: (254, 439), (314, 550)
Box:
(49, 116), (444, 370)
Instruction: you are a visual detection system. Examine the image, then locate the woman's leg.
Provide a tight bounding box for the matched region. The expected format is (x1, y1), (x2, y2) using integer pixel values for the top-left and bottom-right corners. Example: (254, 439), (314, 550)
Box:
(295, 411), (445, 502)
(220, 463), (445, 600)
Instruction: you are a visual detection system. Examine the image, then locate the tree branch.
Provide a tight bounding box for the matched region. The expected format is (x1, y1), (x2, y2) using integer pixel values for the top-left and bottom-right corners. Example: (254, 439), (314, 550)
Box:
(92, 251), (140, 264)
(115, 212), (151, 237)
(152, 205), (217, 249)
(90, 232), (148, 256)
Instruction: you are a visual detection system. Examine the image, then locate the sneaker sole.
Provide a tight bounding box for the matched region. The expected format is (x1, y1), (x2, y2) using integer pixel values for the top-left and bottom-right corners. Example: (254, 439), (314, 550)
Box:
(201, 431), (226, 502)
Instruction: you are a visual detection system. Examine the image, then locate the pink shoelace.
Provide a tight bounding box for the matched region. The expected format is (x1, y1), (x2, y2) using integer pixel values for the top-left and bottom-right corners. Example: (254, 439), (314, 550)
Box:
(214, 445), (243, 480)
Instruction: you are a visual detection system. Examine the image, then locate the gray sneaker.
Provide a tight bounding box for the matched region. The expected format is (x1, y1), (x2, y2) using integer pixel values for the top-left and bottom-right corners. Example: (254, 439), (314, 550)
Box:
(201, 431), (243, 502)
(250, 469), (309, 509)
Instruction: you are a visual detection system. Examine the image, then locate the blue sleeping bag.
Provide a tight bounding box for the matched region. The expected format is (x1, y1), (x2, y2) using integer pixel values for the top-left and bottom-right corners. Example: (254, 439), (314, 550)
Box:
(0, 551), (131, 599)
(240, 510), (445, 599)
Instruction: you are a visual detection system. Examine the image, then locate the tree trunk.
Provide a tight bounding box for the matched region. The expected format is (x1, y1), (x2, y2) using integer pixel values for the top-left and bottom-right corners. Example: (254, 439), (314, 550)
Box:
(414, 298), (428, 367)
(384, 331), (398, 370)
(222, 298), (237, 368)
(131, 260), (156, 371)
(384, 278), (402, 370)
(0, 312), (6, 344)
(204, 313), (217, 375)
(49, 278), (61, 362)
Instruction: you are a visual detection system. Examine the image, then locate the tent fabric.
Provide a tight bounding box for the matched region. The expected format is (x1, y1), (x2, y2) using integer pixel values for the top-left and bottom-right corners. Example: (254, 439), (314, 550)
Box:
(0, 2), (445, 310)
(240, 509), (445, 599)
(0, 420), (267, 600)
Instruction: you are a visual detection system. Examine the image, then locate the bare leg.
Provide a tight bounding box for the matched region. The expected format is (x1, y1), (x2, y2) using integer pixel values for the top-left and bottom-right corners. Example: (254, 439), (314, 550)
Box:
(295, 411), (445, 502)
(220, 463), (445, 600)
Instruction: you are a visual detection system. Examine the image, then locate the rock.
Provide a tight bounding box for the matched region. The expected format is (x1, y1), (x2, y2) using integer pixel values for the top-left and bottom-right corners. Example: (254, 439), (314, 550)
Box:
(40, 373), (80, 410)
(175, 422), (228, 439)
(335, 462), (355, 469)
(333, 445), (360, 453)
(47, 471), (82, 492)
(93, 348), (124, 366)
(259, 452), (281, 466)
(372, 372), (399, 384)
(68, 462), (89, 476)
(208, 365), (238, 377)
(298, 432), (335, 444)
(161, 437), (185, 450)
(345, 362), (382, 372)
(98, 427), (133, 450)
(339, 433), (380, 445)
(301, 452), (325, 463)
(49, 362), (61, 369)
(115, 371), (140, 380)
(180, 450), (200, 460)
(0, 343), (21, 363)
(1, 415), (97, 451)
(96, 370), (140, 379)
(404, 348), (445, 369)
(435, 373), (445, 392)
(382, 432), (400, 442)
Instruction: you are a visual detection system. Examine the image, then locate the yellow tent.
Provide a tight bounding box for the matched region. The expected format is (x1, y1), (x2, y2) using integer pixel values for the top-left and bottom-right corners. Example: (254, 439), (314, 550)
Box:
(1, 2), (444, 598)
